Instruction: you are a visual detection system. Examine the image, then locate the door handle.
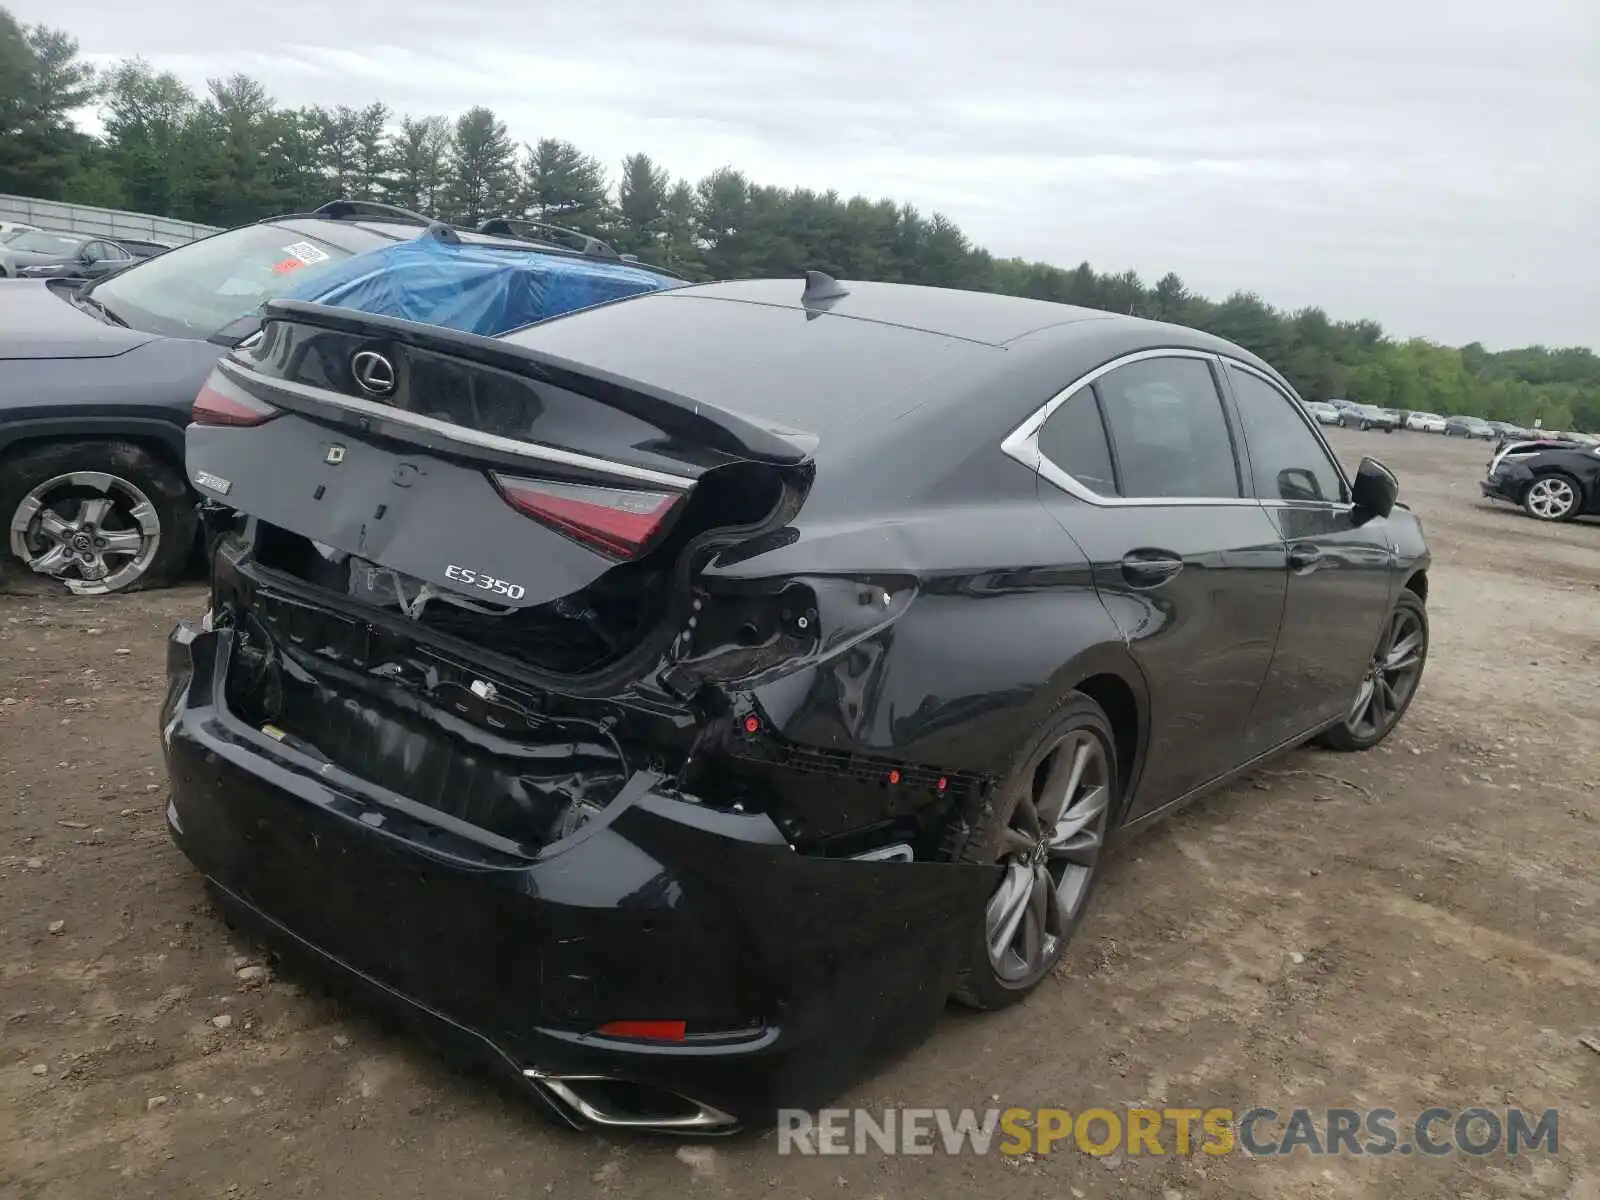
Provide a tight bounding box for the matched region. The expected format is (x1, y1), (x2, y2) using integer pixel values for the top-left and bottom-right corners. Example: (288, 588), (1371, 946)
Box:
(1288, 543), (1323, 573)
(1120, 549), (1184, 589)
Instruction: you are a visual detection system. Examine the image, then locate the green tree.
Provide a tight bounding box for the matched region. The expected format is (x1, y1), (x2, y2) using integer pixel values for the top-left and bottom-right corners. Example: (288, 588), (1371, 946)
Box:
(100, 60), (197, 217)
(187, 74), (282, 226)
(310, 104), (362, 200)
(443, 105), (517, 226)
(389, 114), (453, 216)
(615, 152), (668, 254)
(523, 137), (609, 229)
(0, 11), (99, 198)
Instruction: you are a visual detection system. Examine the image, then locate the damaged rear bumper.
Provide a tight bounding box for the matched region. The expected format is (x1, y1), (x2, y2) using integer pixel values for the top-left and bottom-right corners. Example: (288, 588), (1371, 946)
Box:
(160, 620), (996, 1132)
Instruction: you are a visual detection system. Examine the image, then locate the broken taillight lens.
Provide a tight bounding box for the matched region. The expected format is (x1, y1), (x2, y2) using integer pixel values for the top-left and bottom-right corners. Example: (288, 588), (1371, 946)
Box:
(192, 373), (280, 427)
(490, 474), (682, 559)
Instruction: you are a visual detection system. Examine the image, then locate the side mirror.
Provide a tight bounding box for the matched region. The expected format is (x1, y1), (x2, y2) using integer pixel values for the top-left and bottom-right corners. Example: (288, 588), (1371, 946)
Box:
(1351, 457), (1398, 521)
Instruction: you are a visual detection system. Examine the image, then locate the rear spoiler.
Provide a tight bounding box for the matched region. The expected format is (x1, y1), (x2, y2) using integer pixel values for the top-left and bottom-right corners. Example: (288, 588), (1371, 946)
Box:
(253, 299), (816, 466)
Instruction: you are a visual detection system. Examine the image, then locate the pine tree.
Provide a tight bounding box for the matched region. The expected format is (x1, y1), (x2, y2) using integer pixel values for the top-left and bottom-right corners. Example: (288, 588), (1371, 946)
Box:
(522, 138), (609, 230)
(442, 106), (517, 226)
(389, 115), (453, 216)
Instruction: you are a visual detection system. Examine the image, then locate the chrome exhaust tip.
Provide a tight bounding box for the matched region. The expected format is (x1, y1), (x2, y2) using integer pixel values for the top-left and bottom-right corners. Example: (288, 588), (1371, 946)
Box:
(523, 1069), (738, 1132)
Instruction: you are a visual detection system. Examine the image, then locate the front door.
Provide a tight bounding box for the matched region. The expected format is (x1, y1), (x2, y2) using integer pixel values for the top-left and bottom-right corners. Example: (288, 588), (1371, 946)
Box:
(1029, 351), (1288, 817)
(1220, 363), (1398, 746)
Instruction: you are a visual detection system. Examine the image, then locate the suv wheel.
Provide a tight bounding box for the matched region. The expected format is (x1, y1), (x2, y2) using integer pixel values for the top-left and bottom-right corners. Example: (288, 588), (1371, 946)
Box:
(2, 440), (195, 595)
(1522, 473), (1581, 522)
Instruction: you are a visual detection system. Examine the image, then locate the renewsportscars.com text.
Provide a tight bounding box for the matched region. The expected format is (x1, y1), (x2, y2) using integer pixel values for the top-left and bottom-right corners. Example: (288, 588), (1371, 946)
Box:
(776, 1106), (1559, 1158)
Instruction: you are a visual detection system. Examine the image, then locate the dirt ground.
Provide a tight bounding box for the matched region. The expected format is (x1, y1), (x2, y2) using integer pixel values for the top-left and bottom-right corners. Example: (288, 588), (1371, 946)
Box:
(2, 428), (1597, 1199)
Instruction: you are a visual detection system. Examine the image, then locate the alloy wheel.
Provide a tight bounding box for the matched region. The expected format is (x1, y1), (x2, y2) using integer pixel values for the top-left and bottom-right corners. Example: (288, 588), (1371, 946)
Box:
(1346, 605), (1426, 739)
(8, 470), (163, 595)
(984, 729), (1111, 989)
(1524, 477), (1577, 520)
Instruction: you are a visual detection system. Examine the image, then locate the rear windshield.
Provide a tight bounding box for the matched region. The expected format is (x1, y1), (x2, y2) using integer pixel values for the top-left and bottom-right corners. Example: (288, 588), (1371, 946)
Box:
(7, 231), (83, 255)
(87, 223), (369, 339)
(503, 291), (999, 440)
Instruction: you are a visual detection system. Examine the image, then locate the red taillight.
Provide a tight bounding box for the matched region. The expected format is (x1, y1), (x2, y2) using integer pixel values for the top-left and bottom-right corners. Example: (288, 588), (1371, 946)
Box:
(491, 474), (682, 559)
(192, 376), (279, 427)
(596, 1019), (687, 1042)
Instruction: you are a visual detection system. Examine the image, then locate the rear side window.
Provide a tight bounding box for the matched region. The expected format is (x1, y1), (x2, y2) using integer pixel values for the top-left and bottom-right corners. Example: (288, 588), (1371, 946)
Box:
(1095, 357), (1241, 499)
(1038, 387), (1119, 496)
(1227, 366), (1347, 504)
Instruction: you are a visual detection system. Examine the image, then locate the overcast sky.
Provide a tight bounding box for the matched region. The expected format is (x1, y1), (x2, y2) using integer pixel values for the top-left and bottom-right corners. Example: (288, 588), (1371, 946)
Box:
(14, 0), (1598, 349)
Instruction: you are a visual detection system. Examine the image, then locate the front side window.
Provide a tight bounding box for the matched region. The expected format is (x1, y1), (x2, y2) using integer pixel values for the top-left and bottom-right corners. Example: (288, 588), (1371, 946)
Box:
(87, 223), (365, 339)
(1227, 366), (1347, 504)
(1037, 386), (1119, 496)
(1095, 356), (1241, 499)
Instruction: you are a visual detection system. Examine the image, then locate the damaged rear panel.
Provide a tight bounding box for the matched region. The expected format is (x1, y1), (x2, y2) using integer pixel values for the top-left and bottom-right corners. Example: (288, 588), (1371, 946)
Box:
(187, 299), (985, 861)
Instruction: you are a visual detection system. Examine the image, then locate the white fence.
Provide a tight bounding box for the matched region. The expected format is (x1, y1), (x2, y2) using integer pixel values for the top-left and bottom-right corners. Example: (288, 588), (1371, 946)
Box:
(0, 194), (222, 247)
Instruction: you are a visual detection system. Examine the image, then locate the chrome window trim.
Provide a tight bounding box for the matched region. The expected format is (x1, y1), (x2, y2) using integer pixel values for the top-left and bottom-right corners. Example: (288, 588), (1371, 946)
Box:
(1001, 347), (1259, 508)
(215, 356), (699, 490)
(1218, 357), (1355, 507)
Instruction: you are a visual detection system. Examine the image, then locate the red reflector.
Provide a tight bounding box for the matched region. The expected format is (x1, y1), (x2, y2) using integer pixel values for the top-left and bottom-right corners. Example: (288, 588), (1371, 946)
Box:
(192, 378), (278, 427)
(491, 474), (682, 559)
(937, 777), (948, 791)
(743, 715), (760, 734)
(888, 769), (901, 785)
(596, 1020), (687, 1042)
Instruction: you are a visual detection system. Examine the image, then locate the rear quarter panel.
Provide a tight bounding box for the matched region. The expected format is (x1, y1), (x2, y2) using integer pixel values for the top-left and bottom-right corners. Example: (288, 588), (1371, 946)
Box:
(709, 501), (1143, 782)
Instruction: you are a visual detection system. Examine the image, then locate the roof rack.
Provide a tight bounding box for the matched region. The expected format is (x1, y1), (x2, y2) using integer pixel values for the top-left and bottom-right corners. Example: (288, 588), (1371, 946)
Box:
(314, 199), (438, 227)
(477, 217), (687, 281)
(477, 217), (622, 260)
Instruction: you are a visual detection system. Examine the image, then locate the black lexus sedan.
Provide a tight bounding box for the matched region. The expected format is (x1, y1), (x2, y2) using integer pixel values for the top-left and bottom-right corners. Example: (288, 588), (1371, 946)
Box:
(1481, 436), (1600, 521)
(163, 277), (1432, 1133)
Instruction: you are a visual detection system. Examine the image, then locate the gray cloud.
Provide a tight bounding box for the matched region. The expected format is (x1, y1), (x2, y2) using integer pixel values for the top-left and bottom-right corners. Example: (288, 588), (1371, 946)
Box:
(15, 0), (1599, 347)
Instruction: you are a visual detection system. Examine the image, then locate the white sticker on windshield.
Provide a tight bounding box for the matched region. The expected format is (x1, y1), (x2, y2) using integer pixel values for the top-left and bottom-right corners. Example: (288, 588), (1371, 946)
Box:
(282, 241), (330, 266)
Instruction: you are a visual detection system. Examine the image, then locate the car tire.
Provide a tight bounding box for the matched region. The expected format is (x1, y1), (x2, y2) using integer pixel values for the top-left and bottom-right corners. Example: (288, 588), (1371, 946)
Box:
(1521, 472), (1582, 522)
(1, 440), (196, 595)
(951, 693), (1118, 1011)
(1317, 590), (1428, 753)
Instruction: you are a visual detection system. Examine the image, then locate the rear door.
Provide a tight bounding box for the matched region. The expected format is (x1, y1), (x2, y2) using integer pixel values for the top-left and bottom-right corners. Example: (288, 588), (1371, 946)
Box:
(1026, 350), (1288, 816)
(1220, 362), (1396, 744)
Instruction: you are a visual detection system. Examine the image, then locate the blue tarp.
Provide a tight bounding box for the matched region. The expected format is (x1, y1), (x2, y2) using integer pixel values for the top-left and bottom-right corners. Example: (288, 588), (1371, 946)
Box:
(284, 234), (679, 337)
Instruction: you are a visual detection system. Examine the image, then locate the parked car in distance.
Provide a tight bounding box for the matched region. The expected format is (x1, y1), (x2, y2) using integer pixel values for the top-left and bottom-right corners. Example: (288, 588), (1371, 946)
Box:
(1303, 400), (1340, 424)
(1482, 436), (1600, 521)
(0, 200), (681, 596)
(0, 230), (136, 280)
(1325, 398), (1357, 411)
(165, 275), (1431, 1132)
(1405, 411), (1446, 433)
(0, 220), (41, 240)
(1444, 415), (1495, 440)
(1337, 403), (1398, 432)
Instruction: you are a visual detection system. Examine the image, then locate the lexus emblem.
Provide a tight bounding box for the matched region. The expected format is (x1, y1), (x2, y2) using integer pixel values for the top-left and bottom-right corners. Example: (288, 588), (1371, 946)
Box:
(351, 350), (396, 396)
